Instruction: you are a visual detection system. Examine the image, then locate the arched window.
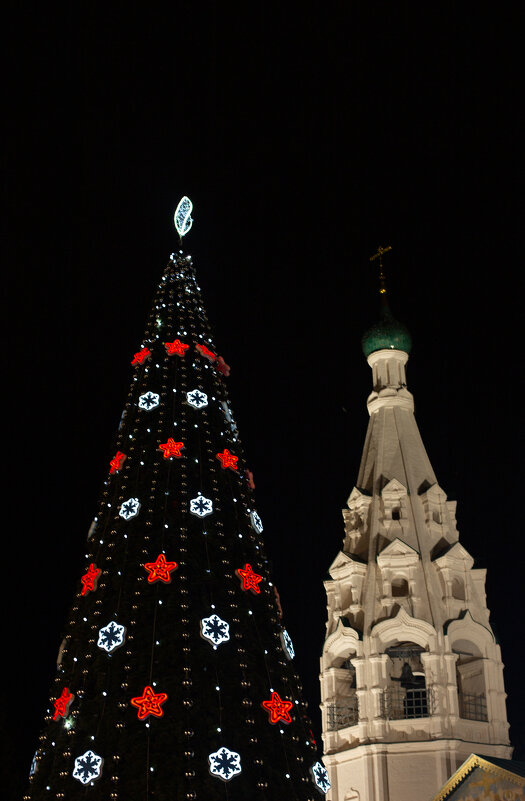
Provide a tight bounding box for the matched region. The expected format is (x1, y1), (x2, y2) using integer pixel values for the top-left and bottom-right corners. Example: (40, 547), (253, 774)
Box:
(326, 653), (359, 730)
(391, 577), (409, 597)
(451, 577), (465, 600)
(384, 642), (430, 719)
(454, 639), (488, 721)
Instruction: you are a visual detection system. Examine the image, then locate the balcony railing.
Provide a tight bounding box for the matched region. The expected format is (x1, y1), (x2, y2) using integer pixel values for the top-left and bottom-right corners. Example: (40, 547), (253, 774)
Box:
(382, 686), (432, 720)
(326, 696), (359, 730)
(458, 692), (488, 722)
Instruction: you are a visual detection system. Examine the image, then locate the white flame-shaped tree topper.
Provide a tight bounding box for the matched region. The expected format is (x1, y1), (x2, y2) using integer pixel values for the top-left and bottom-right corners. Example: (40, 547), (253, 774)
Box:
(174, 196), (193, 237)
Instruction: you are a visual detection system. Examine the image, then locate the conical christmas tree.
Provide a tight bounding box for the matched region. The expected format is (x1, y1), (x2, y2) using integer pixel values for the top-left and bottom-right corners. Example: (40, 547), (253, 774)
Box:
(25, 199), (329, 800)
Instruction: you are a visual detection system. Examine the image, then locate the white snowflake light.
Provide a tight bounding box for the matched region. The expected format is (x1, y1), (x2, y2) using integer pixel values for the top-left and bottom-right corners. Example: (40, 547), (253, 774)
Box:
(138, 391), (160, 410)
(201, 613), (230, 646)
(97, 621), (126, 653)
(208, 747), (242, 781)
(310, 761), (331, 794)
(72, 750), (103, 785)
(119, 497), (140, 520)
(281, 629), (295, 660)
(190, 495), (213, 517)
(220, 400), (232, 421)
(186, 389), (208, 408)
(174, 196), (193, 237)
(220, 400), (237, 434)
(250, 510), (263, 533)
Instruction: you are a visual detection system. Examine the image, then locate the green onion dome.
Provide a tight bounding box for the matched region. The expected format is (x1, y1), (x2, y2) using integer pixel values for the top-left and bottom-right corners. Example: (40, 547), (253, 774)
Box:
(361, 306), (412, 358)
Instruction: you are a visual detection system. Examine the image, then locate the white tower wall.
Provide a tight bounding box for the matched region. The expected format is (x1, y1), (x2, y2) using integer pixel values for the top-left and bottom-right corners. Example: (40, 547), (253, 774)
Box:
(320, 348), (511, 801)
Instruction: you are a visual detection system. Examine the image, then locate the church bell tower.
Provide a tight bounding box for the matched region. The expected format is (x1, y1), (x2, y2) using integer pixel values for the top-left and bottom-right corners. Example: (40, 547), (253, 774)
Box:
(319, 249), (512, 801)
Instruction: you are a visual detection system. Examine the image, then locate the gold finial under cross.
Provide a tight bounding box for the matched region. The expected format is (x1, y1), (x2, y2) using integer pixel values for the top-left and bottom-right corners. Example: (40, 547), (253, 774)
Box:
(369, 245), (392, 295)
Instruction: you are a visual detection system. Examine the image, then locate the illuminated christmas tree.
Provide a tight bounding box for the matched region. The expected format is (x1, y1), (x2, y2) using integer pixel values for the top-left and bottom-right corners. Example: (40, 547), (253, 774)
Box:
(25, 198), (328, 800)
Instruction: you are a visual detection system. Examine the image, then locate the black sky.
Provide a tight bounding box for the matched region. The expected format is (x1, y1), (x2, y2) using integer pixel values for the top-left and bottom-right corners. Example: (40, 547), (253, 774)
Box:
(4, 3), (522, 796)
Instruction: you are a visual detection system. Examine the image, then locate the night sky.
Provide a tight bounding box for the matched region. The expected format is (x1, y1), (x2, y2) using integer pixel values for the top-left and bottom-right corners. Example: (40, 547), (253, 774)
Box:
(4, 3), (522, 796)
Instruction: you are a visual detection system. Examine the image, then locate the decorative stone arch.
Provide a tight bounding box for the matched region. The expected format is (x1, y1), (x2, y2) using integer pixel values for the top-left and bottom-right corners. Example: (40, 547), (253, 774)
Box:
(381, 477), (408, 505)
(419, 482), (447, 521)
(446, 611), (495, 723)
(323, 618), (362, 670)
(445, 610), (494, 657)
(322, 620), (362, 730)
(377, 538), (419, 614)
(369, 610), (438, 721)
(380, 479), (409, 538)
(371, 607), (438, 653)
(343, 487), (372, 557)
(434, 542), (474, 605)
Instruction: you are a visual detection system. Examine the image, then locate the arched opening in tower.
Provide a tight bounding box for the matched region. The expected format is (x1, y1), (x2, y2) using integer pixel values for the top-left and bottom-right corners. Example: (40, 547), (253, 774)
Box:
(384, 643), (430, 720)
(453, 639), (488, 722)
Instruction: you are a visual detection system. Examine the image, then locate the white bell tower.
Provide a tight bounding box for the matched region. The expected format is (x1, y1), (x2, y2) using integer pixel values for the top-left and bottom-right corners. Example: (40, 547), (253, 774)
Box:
(319, 251), (512, 801)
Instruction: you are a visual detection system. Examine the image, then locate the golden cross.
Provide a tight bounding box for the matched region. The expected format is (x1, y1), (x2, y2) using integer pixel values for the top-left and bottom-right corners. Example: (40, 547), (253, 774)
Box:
(369, 245), (392, 295)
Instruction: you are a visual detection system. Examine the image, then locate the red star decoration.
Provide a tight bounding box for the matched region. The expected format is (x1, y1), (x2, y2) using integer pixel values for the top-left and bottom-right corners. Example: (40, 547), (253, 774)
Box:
(81, 563), (101, 596)
(131, 347), (151, 366)
(195, 343), (216, 361)
(261, 691), (293, 725)
(53, 687), (74, 721)
(216, 448), (238, 471)
(236, 563), (263, 595)
(216, 356), (230, 376)
(164, 338), (189, 356)
(130, 686), (168, 720)
(158, 438), (185, 459)
(144, 554), (178, 584)
(109, 451), (126, 474)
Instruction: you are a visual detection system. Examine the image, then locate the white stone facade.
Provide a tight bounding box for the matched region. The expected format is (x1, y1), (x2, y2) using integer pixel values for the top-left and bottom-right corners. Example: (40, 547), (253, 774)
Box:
(320, 349), (511, 801)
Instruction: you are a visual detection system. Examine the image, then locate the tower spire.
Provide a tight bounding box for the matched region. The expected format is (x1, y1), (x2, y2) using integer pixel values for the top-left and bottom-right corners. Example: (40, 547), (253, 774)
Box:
(319, 249), (511, 801)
